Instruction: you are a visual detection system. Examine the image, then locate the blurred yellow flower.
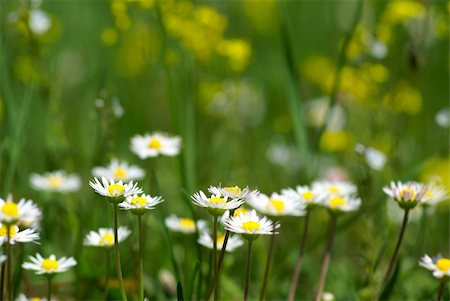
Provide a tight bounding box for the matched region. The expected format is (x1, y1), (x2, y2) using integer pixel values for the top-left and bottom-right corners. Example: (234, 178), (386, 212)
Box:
(138, 0), (155, 9)
(217, 39), (251, 71)
(383, 0), (426, 24)
(101, 27), (119, 46)
(320, 130), (354, 152)
(302, 56), (335, 93)
(242, 0), (278, 33)
(420, 157), (450, 189)
(383, 81), (422, 115)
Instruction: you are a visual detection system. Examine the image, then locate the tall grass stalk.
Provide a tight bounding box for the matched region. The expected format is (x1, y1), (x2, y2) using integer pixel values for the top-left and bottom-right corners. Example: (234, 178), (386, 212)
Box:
(113, 204), (127, 301)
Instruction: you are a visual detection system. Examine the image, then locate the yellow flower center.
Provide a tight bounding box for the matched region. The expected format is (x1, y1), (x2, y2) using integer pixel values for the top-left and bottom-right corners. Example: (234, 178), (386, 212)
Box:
(330, 197), (346, 209)
(209, 197), (225, 204)
(399, 187), (417, 200)
(31, 298), (41, 301)
(269, 198), (285, 213)
(148, 138), (162, 150)
(2, 202), (18, 218)
(130, 196), (147, 207)
(114, 167), (127, 180)
(328, 186), (340, 194)
(224, 186), (241, 195)
(424, 191), (433, 198)
(99, 233), (114, 245)
(217, 233), (225, 245)
(436, 258), (450, 272)
(0, 225), (17, 237)
(179, 218), (196, 230)
(48, 175), (63, 188)
(303, 191), (314, 201)
(234, 208), (247, 217)
(242, 221), (261, 232)
(107, 183), (125, 196)
(41, 258), (59, 271)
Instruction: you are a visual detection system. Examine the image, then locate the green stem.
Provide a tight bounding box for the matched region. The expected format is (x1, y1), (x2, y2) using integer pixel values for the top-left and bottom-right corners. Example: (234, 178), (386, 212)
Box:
(113, 204), (127, 301)
(212, 216), (218, 301)
(47, 276), (52, 301)
(288, 211), (310, 301)
(102, 250), (110, 300)
(259, 226), (277, 301)
(437, 281), (445, 301)
(6, 225), (12, 301)
(379, 209), (410, 296)
(138, 215), (144, 301)
(244, 240), (253, 301)
(314, 214), (337, 301)
(0, 261), (5, 300)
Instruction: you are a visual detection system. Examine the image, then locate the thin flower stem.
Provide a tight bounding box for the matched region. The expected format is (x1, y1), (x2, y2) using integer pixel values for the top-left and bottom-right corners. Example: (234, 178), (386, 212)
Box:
(138, 215), (145, 301)
(288, 211), (310, 301)
(314, 214), (337, 301)
(212, 216), (219, 301)
(379, 209), (410, 295)
(260, 225), (277, 301)
(113, 204), (128, 301)
(437, 281), (445, 301)
(6, 225), (12, 301)
(0, 261), (5, 300)
(244, 240), (253, 301)
(205, 229), (231, 299)
(102, 250), (110, 300)
(47, 276), (52, 301)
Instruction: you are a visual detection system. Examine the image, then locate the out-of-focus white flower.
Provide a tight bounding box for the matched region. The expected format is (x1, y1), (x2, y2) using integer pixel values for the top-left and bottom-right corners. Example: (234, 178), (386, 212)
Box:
(112, 97), (124, 118)
(15, 293), (47, 301)
(130, 132), (181, 159)
(435, 108), (449, 128)
(198, 231), (243, 252)
(0, 196), (41, 225)
(0, 224), (39, 246)
(281, 185), (320, 207)
(322, 292), (336, 301)
(365, 36), (388, 59)
(319, 195), (361, 212)
(119, 193), (164, 215)
(266, 141), (301, 173)
(313, 180), (357, 200)
(247, 192), (306, 216)
(30, 170), (81, 193)
(89, 177), (142, 201)
(93, 159), (145, 182)
(383, 181), (427, 209)
(355, 144), (387, 171)
(422, 184), (448, 207)
(83, 227), (130, 248)
(191, 191), (244, 216)
(419, 254), (450, 278)
(223, 210), (279, 240)
(305, 97), (346, 131)
(29, 10), (51, 35)
(387, 201), (426, 224)
(22, 253), (77, 275)
(208, 185), (257, 201)
(165, 215), (206, 234)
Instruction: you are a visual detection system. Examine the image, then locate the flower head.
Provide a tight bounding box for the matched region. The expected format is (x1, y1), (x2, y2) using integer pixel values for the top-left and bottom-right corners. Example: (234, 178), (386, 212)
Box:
(22, 253), (77, 275)
(208, 185), (258, 200)
(0, 196), (41, 225)
(131, 132), (181, 159)
(93, 159), (145, 182)
(30, 170), (81, 193)
(89, 177), (142, 202)
(191, 190), (244, 216)
(83, 227), (131, 248)
(16, 293), (47, 301)
(319, 195), (361, 212)
(383, 181), (427, 209)
(247, 192), (306, 216)
(223, 210), (279, 240)
(281, 185), (320, 207)
(165, 215), (206, 234)
(198, 231), (243, 252)
(119, 193), (164, 215)
(0, 224), (39, 246)
(312, 180), (357, 199)
(419, 254), (450, 278)
(421, 184), (448, 207)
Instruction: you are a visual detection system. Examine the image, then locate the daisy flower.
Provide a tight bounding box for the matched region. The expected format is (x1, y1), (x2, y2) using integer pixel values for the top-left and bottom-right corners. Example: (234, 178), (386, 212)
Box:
(247, 192), (306, 216)
(319, 194), (361, 212)
(383, 181), (427, 209)
(92, 158), (145, 182)
(119, 193), (164, 215)
(83, 227), (131, 248)
(223, 210), (280, 240)
(191, 190), (244, 216)
(15, 293), (47, 301)
(30, 170), (81, 193)
(130, 132), (181, 159)
(0, 224), (39, 245)
(281, 185), (320, 206)
(89, 177), (142, 202)
(421, 184), (448, 207)
(0, 196), (42, 225)
(313, 180), (357, 199)
(22, 253), (77, 275)
(208, 185), (258, 200)
(165, 215), (206, 234)
(419, 254), (450, 278)
(198, 231), (243, 252)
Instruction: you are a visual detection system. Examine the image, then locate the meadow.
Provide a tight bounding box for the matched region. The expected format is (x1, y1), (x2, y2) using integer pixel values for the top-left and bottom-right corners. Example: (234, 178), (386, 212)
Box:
(0, 0), (449, 300)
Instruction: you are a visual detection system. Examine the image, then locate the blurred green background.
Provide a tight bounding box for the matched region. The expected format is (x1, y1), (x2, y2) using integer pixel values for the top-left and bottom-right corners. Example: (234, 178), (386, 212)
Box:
(0, 0), (449, 300)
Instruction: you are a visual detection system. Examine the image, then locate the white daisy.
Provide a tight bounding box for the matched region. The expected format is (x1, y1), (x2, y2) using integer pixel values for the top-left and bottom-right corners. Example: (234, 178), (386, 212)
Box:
(208, 185), (258, 200)
(319, 194), (361, 212)
(312, 180), (357, 200)
(421, 184), (448, 207)
(165, 215), (206, 234)
(281, 185), (320, 206)
(0, 196), (42, 225)
(0, 224), (39, 246)
(321, 292), (336, 301)
(92, 158), (145, 182)
(30, 170), (81, 193)
(223, 210), (280, 240)
(89, 177), (142, 202)
(191, 191), (245, 216)
(198, 231), (243, 252)
(29, 9), (51, 35)
(83, 227), (131, 248)
(419, 254), (450, 278)
(247, 192), (306, 216)
(119, 193), (164, 215)
(383, 181), (427, 209)
(355, 144), (387, 171)
(15, 293), (47, 301)
(22, 253), (77, 275)
(130, 132), (181, 159)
